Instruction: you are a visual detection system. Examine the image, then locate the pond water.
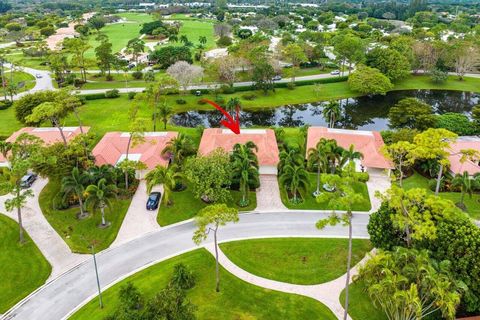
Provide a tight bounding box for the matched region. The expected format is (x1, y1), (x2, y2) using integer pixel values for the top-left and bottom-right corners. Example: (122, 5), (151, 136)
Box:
(171, 90), (479, 131)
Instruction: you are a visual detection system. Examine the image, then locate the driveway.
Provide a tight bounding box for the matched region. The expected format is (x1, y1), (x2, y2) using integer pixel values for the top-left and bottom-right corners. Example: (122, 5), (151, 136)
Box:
(2, 211), (370, 320)
(0, 178), (87, 279)
(111, 180), (161, 247)
(255, 175), (287, 212)
(366, 171), (391, 211)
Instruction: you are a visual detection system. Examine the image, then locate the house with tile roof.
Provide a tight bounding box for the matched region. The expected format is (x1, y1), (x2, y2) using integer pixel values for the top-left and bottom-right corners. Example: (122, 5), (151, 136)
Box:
(448, 136), (480, 176)
(92, 132), (178, 177)
(306, 127), (393, 174)
(0, 127), (90, 167)
(198, 128), (280, 175)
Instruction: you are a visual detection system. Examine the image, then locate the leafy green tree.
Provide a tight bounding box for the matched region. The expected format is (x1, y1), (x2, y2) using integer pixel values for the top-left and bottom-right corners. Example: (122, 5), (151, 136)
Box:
(322, 100), (341, 128)
(145, 165), (182, 206)
(61, 167), (89, 218)
(358, 247), (462, 320)
(366, 47), (411, 82)
(280, 164), (309, 203)
(144, 76), (179, 131)
(282, 44), (307, 84)
(94, 34), (114, 78)
(388, 97), (436, 130)
(149, 46), (192, 69)
(184, 149), (231, 203)
(252, 59), (275, 94)
(0, 140), (12, 158)
(367, 203), (405, 250)
(451, 171), (478, 207)
(436, 113), (477, 136)
(143, 283), (196, 319)
(316, 168), (366, 320)
(347, 65), (393, 96)
(192, 204), (239, 292)
(383, 141), (416, 187)
(226, 97), (241, 117)
(85, 178), (117, 227)
(333, 33), (365, 75)
(126, 38), (145, 69)
(63, 37), (91, 82)
(161, 133), (195, 166)
(25, 101), (71, 146)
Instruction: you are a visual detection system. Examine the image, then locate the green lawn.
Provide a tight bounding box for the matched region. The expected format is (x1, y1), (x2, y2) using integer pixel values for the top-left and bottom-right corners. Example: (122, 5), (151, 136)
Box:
(279, 173), (371, 211)
(402, 171), (480, 219)
(0, 214), (51, 313)
(340, 280), (387, 320)
(163, 16), (216, 50)
(220, 238), (372, 285)
(70, 249), (336, 320)
(3, 71), (36, 93)
(157, 184), (256, 226)
(79, 71), (169, 89)
(38, 180), (132, 253)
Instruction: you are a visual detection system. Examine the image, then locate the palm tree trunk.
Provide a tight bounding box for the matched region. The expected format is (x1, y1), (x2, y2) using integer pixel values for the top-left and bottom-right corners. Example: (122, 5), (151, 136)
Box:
(78, 196), (86, 218)
(101, 206), (106, 226)
(241, 179), (246, 203)
(214, 226), (220, 292)
(435, 164), (443, 196)
(460, 189), (465, 205)
(343, 215), (353, 320)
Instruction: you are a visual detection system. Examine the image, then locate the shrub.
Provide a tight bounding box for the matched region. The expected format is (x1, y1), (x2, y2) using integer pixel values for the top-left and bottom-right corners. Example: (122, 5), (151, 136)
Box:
(131, 71), (143, 80)
(197, 99), (206, 105)
(216, 36), (233, 47)
(170, 263), (195, 290)
(214, 96), (225, 104)
(128, 92), (137, 100)
(286, 82), (296, 90)
(82, 93), (106, 100)
(354, 172), (370, 182)
(0, 100), (13, 110)
(367, 203), (405, 250)
(431, 69), (448, 83)
(176, 99), (186, 105)
(220, 85), (235, 94)
(105, 74), (113, 81)
(436, 113), (477, 136)
(105, 89), (120, 98)
(241, 93), (257, 100)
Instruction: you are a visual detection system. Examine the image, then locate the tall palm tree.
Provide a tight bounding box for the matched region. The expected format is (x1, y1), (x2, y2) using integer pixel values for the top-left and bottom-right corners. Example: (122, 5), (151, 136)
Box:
(145, 165), (182, 206)
(61, 167), (89, 219)
(161, 133), (195, 165)
(179, 35), (189, 46)
(232, 156), (259, 206)
(85, 178), (117, 227)
(278, 144), (304, 174)
(340, 144), (363, 168)
(452, 171), (478, 206)
(280, 164), (309, 203)
(322, 100), (341, 128)
(226, 97), (241, 116)
(307, 141), (329, 196)
(231, 141), (258, 168)
(157, 102), (173, 130)
(199, 35), (207, 47)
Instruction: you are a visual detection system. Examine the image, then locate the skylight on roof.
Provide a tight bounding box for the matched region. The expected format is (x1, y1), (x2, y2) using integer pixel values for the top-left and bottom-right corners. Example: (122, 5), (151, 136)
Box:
(327, 128), (373, 136)
(116, 154), (142, 165)
(222, 129), (266, 134)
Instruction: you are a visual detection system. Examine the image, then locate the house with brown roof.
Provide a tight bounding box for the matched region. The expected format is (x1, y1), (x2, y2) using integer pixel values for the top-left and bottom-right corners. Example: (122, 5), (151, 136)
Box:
(92, 132), (178, 177)
(0, 127), (90, 167)
(198, 128), (280, 175)
(306, 127), (393, 174)
(448, 136), (480, 176)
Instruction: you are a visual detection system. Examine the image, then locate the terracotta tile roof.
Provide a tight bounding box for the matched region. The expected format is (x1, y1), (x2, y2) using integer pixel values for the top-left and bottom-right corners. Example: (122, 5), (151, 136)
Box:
(448, 137), (480, 175)
(0, 127), (90, 164)
(306, 127), (393, 169)
(198, 128), (280, 166)
(92, 132), (178, 170)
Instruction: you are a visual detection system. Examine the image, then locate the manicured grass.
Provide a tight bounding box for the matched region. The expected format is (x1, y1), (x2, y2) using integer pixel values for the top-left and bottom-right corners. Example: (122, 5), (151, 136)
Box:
(402, 171), (480, 219)
(163, 16), (216, 50)
(279, 173), (371, 211)
(157, 184), (256, 226)
(394, 74), (480, 93)
(79, 71), (169, 89)
(220, 238), (372, 285)
(3, 71), (36, 92)
(0, 214), (51, 313)
(38, 180), (132, 253)
(340, 280), (387, 320)
(70, 249), (336, 320)
(5, 53), (50, 70)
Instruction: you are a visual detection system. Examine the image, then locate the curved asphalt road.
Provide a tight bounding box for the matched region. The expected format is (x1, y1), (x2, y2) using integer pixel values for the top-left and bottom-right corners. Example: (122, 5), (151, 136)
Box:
(2, 211), (370, 320)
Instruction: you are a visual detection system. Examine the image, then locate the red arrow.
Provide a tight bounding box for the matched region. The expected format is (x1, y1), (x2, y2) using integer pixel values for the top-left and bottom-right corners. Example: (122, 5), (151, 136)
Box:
(202, 99), (241, 134)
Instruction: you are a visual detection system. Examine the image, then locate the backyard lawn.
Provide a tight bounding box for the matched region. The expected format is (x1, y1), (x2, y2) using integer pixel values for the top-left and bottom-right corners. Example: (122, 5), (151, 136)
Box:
(402, 171), (480, 219)
(340, 280), (387, 320)
(279, 173), (372, 211)
(38, 180), (132, 253)
(0, 214), (51, 313)
(157, 183), (256, 226)
(220, 238), (372, 285)
(70, 249), (336, 320)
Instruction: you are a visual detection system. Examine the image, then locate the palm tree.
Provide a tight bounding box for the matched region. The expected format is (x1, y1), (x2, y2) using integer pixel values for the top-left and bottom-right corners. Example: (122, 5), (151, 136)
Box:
(452, 171), (478, 206)
(307, 141), (329, 196)
(161, 134), (195, 165)
(226, 97), (241, 116)
(322, 100), (341, 128)
(278, 144), (304, 174)
(179, 35), (189, 46)
(231, 156), (259, 207)
(61, 167), (89, 219)
(199, 35), (207, 47)
(145, 165), (182, 206)
(85, 178), (117, 227)
(169, 34), (178, 43)
(340, 144), (363, 168)
(157, 102), (173, 130)
(280, 164), (309, 203)
(231, 141), (258, 167)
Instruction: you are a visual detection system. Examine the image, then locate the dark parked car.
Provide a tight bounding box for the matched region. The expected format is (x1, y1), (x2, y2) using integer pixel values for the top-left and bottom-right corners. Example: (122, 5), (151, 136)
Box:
(146, 192), (161, 210)
(20, 173), (37, 189)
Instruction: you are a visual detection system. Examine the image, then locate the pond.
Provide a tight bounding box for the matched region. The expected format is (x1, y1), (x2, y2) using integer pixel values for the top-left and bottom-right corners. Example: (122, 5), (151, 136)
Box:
(171, 90), (479, 131)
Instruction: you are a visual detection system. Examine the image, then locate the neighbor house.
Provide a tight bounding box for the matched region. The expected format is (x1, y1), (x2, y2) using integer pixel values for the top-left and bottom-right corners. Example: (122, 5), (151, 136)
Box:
(306, 127), (393, 174)
(0, 126), (90, 167)
(92, 131), (178, 178)
(198, 128), (280, 175)
(448, 136), (480, 176)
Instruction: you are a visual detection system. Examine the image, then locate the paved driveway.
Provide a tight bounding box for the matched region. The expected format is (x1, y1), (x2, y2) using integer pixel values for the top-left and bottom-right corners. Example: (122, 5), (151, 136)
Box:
(256, 175), (287, 212)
